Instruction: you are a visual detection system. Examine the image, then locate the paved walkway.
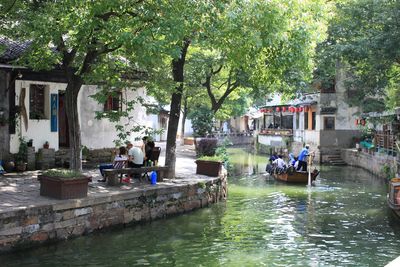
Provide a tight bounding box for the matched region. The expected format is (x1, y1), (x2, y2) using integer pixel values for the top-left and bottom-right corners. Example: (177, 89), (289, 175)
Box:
(0, 143), (197, 213)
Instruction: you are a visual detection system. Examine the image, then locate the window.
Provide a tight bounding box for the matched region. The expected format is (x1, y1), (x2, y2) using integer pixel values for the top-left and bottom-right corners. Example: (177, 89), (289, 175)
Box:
(324, 116), (335, 130)
(296, 114), (299, 129)
(29, 84), (49, 119)
(304, 113), (308, 130)
(312, 112), (316, 130)
(104, 92), (122, 111)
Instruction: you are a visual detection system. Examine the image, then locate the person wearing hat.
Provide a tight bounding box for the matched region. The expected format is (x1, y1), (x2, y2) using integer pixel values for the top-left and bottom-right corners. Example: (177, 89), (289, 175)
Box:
(297, 144), (311, 171)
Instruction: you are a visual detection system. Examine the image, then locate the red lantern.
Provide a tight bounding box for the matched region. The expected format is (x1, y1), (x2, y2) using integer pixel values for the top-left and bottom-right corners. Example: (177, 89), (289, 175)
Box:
(290, 107), (295, 112)
(295, 107), (299, 112)
(355, 119), (359, 126)
(282, 106), (287, 112)
(276, 107), (280, 112)
(299, 107), (304, 112)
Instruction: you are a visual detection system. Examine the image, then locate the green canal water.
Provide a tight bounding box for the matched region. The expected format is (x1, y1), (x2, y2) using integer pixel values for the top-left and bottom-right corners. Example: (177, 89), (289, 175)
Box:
(2, 148), (400, 266)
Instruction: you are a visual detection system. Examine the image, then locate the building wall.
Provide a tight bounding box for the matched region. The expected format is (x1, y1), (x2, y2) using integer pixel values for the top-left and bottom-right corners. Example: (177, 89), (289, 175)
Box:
(78, 86), (160, 149)
(10, 80), (163, 153)
(0, 70), (10, 159)
(10, 80), (63, 153)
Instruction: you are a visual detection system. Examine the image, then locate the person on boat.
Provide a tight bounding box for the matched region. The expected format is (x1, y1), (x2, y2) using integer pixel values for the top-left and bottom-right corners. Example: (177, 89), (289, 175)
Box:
(273, 155), (287, 174)
(288, 153), (297, 166)
(266, 153), (278, 174)
(297, 144), (311, 171)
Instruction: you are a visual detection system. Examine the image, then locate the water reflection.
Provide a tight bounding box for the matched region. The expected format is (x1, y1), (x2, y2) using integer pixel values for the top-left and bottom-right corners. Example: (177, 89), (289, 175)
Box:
(1, 148), (400, 266)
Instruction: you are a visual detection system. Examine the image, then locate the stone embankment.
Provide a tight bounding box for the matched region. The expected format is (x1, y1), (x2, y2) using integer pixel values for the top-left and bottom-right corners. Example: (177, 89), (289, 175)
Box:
(0, 143), (228, 253)
(341, 148), (397, 179)
(0, 174), (227, 253)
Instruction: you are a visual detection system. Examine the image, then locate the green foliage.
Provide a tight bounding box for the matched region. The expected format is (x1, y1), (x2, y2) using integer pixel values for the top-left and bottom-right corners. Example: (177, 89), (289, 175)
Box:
(15, 137), (28, 163)
(314, 0), (400, 111)
(215, 137), (232, 169)
(42, 169), (85, 179)
(196, 138), (218, 157)
(197, 181), (206, 189)
(382, 164), (395, 181)
(197, 155), (223, 162)
(188, 106), (214, 138)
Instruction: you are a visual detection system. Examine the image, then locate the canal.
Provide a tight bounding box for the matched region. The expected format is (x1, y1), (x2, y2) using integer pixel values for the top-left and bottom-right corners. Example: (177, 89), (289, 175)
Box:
(2, 148), (400, 266)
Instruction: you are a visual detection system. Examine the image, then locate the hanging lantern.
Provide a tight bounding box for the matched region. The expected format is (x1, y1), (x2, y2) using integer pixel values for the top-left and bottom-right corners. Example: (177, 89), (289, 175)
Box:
(299, 107), (304, 112)
(355, 119), (359, 126)
(276, 107), (280, 112)
(290, 107), (295, 112)
(282, 106), (287, 112)
(295, 107), (300, 112)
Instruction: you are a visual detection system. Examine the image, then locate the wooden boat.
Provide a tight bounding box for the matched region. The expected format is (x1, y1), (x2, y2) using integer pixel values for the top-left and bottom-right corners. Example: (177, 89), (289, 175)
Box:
(273, 169), (319, 184)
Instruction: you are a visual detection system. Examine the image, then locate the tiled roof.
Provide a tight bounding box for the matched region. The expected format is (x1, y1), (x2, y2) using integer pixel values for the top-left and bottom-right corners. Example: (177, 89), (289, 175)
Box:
(0, 37), (31, 63)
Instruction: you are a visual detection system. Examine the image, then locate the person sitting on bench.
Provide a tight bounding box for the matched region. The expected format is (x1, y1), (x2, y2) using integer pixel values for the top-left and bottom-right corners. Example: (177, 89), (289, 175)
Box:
(98, 146), (128, 182)
(123, 142), (144, 182)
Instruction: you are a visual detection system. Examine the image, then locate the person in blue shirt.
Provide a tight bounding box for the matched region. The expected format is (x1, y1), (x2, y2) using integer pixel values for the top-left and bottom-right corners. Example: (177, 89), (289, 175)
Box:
(297, 144), (310, 171)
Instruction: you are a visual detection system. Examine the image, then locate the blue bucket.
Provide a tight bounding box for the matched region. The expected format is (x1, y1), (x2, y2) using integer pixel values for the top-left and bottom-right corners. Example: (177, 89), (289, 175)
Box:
(150, 171), (157, 185)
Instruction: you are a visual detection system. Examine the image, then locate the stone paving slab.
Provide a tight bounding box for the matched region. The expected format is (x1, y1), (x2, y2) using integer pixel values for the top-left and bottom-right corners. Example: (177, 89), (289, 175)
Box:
(0, 144), (200, 213)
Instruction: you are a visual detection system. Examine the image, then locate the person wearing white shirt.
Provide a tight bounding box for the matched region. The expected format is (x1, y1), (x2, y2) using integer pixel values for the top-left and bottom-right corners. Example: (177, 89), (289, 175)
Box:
(273, 155), (287, 173)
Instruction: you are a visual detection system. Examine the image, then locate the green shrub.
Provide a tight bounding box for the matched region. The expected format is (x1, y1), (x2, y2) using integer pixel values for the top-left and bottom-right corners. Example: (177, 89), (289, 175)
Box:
(42, 169), (85, 179)
(196, 138), (218, 157)
(188, 106), (214, 137)
(197, 155), (223, 162)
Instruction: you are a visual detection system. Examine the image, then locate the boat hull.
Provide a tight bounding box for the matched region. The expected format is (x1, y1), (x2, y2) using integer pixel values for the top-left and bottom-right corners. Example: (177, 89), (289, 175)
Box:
(273, 170), (319, 184)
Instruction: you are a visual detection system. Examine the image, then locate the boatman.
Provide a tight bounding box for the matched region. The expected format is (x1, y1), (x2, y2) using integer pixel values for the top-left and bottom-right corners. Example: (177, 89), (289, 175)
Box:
(297, 144), (311, 171)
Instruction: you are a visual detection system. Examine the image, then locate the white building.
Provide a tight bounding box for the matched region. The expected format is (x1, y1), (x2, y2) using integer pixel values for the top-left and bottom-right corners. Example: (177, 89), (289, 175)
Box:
(0, 38), (168, 157)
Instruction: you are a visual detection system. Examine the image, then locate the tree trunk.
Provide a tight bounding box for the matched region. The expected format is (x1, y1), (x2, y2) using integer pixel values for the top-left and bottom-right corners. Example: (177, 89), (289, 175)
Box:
(180, 99), (188, 144)
(65, 75), (83, 171)
(165, 39), (190, 178)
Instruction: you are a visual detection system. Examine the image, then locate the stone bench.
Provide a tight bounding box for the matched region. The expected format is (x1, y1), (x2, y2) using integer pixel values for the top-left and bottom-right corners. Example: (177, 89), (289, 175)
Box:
(103, 166), (169, 186)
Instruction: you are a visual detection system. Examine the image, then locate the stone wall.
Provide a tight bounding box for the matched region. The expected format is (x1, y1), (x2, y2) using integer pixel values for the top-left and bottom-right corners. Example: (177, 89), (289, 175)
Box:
(341, 148), (396, 179)
(0, 175), (227, 253)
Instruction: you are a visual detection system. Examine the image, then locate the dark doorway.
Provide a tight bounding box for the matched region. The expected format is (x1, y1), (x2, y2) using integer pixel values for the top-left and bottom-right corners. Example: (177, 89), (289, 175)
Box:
(58, 92), (69, 147)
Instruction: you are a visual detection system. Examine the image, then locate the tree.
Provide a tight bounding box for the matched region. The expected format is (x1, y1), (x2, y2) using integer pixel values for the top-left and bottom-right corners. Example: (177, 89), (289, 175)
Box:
(188, 0), (329, 115)
(314, 0), (400, 111)
(3, 0), (164, 171)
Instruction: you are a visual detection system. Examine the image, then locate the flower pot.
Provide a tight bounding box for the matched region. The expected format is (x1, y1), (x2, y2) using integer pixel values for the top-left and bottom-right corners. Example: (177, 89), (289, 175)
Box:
(195, 160), (222, 177)
(3, 161), (15, 172)
(38, 174), (90, 199)
(15, 162), (27, 172)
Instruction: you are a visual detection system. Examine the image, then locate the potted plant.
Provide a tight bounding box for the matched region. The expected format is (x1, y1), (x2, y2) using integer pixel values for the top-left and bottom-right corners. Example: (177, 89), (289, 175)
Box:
(38, 169), (91, 199)
(43, 141), (49, 149)
(27, 139), (33, 147)
(15, 138), (28, 172)
(195, 155), (223, 177)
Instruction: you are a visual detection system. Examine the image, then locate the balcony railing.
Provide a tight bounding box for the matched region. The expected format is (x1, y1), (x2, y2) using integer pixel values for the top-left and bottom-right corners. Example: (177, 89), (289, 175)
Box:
(259, 129), (293, 136)
(374, 131), (397, 156)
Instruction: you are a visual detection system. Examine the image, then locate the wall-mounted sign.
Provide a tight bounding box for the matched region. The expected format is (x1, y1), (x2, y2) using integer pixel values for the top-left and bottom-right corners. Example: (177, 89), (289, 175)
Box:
(320, 107), (337, 114)
(50, 94), (58, 132)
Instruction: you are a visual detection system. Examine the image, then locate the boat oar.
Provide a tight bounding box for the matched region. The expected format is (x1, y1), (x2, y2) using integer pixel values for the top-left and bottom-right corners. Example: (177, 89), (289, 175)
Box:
(307, 153), (313, 186)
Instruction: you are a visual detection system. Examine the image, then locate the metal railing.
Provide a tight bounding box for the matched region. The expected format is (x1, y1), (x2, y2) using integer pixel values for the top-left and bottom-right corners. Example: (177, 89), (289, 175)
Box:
(259, 129), (293, 136)
(374, 131), (397, 156)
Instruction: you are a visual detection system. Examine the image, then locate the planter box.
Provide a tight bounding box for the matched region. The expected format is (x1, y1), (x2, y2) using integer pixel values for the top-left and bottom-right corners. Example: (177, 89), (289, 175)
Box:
(195, 160), (222, 177)
(184, 137), (195, 145)
(38, 175), (90, 199)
